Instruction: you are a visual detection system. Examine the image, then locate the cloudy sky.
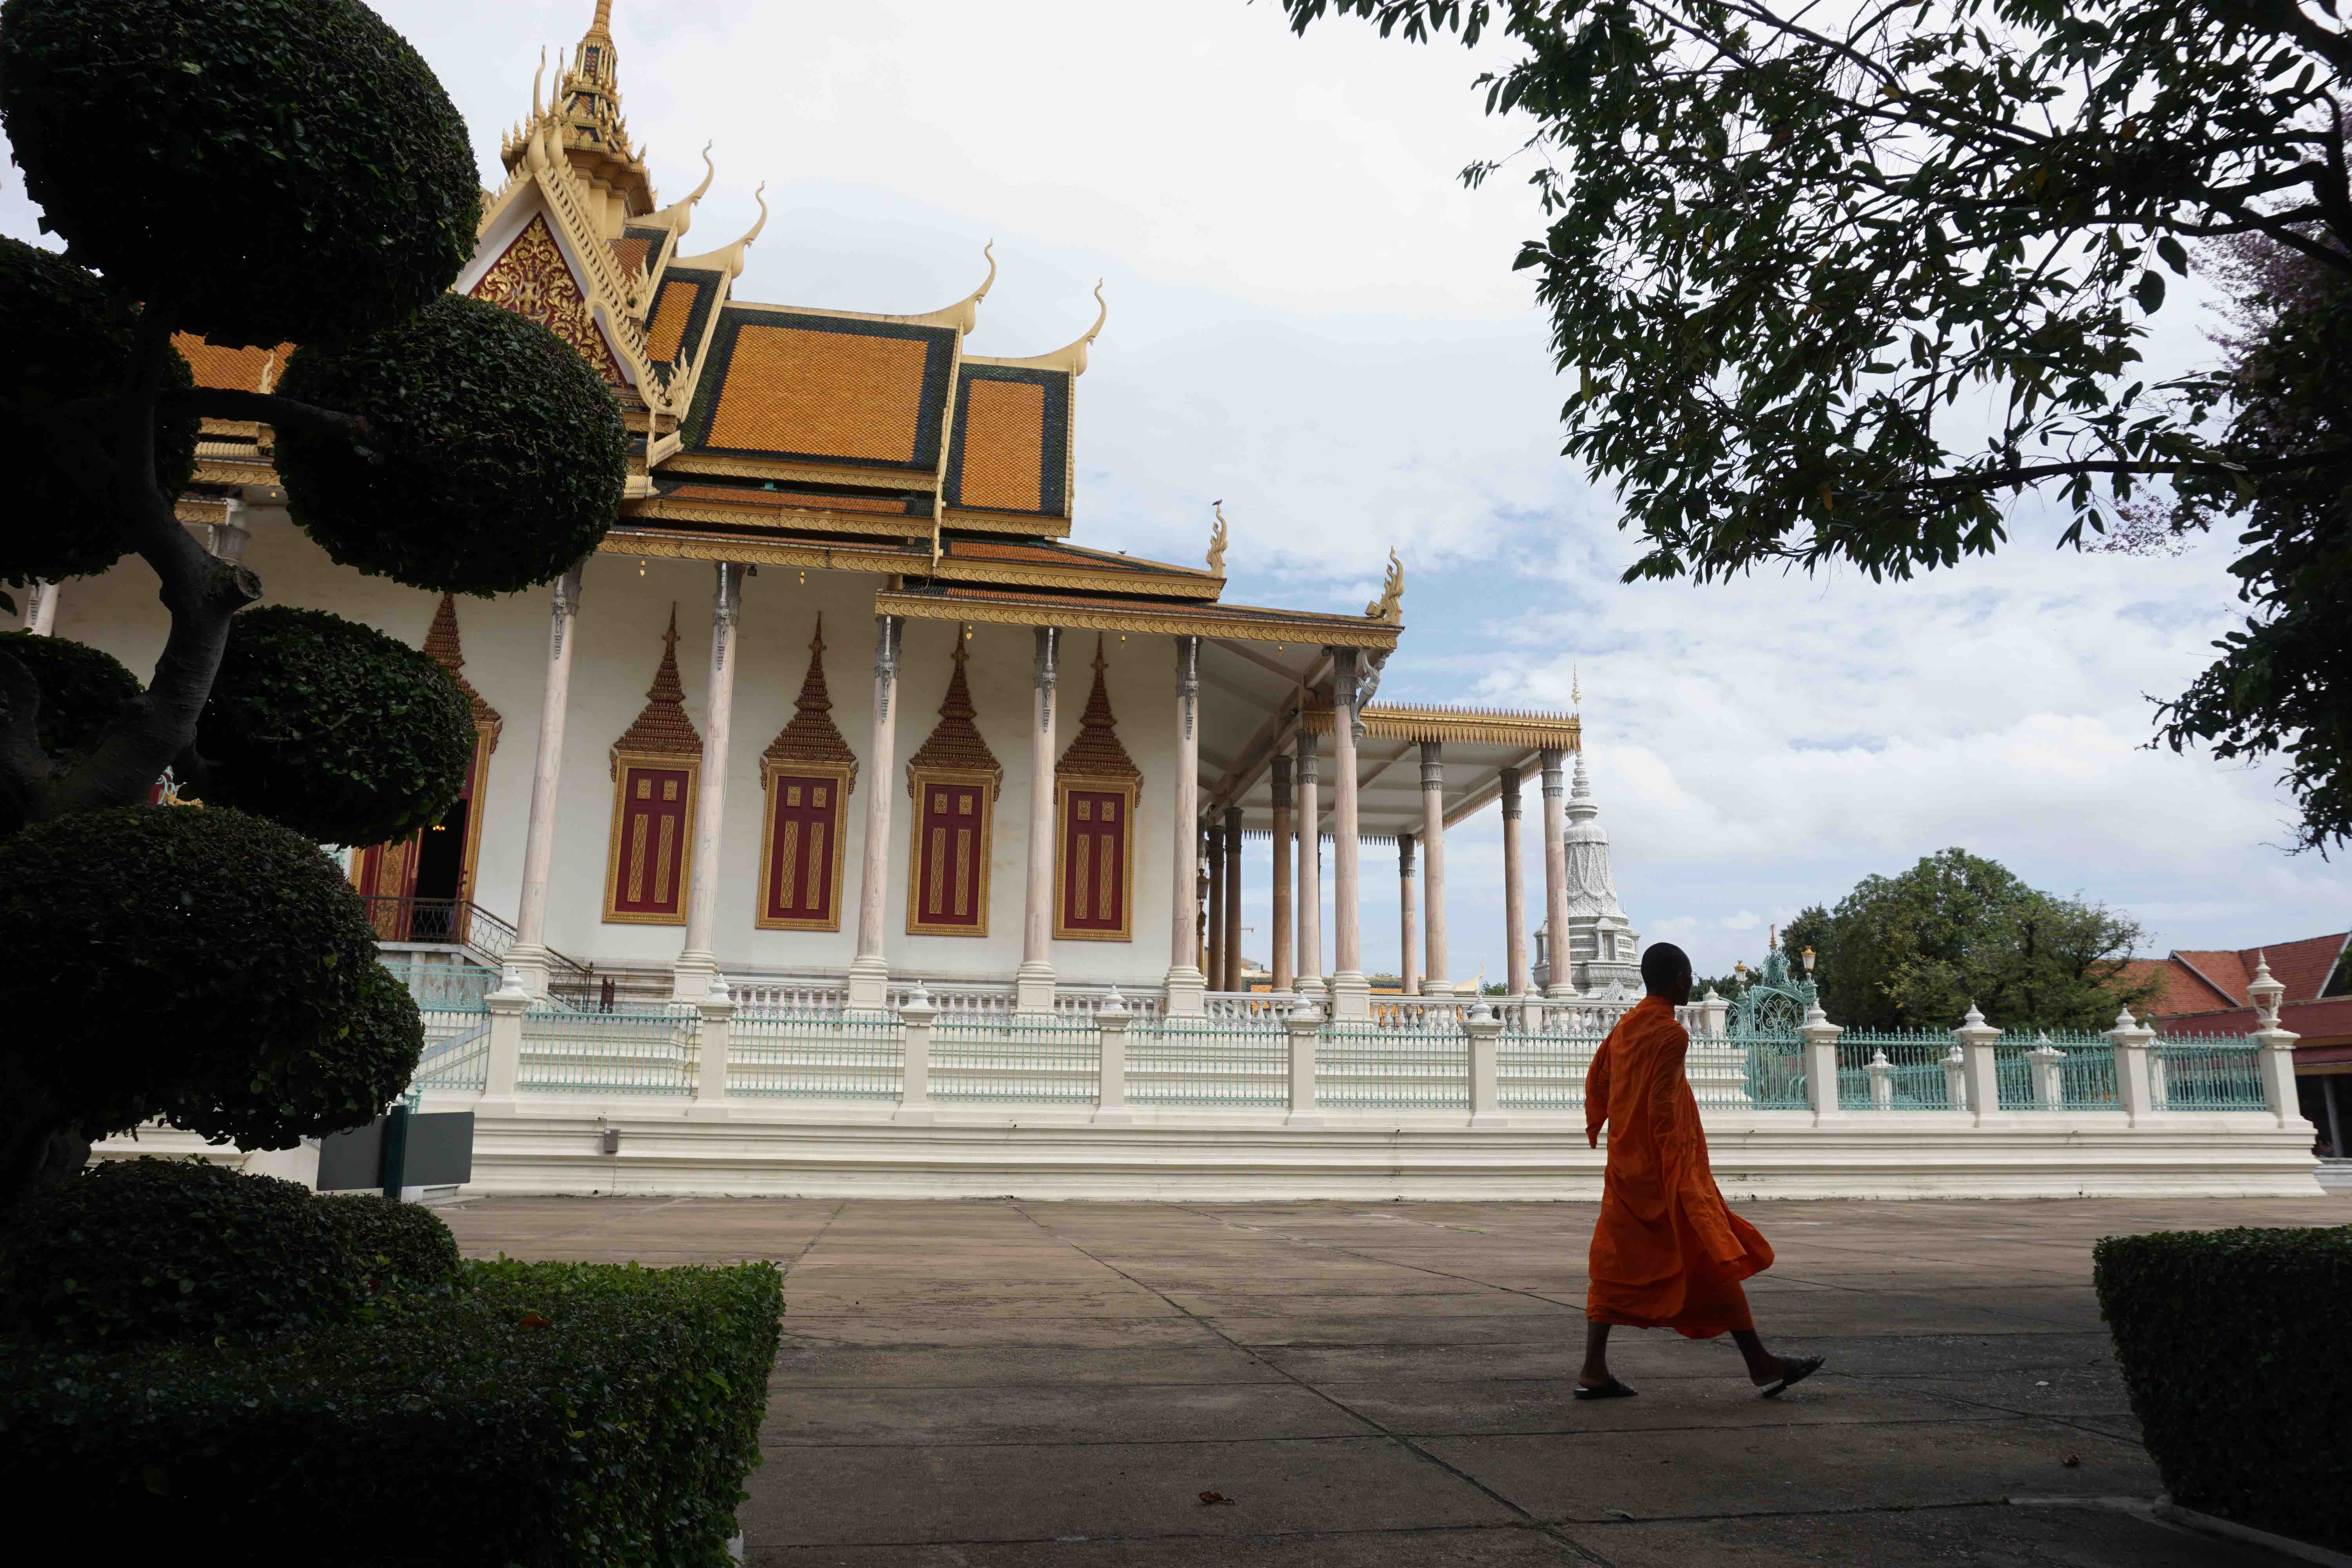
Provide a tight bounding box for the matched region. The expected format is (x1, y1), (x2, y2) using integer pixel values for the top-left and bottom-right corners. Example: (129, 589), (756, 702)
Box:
(7, 0), (2343, 986)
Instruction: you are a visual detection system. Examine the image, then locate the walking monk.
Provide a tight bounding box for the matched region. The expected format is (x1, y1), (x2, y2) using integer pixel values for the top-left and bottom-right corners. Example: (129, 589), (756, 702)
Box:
(1575, 942), (1823, 1399)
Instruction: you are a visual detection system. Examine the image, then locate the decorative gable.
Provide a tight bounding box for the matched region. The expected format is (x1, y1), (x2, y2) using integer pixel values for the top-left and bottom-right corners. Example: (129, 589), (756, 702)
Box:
(470, 212), (629, 388)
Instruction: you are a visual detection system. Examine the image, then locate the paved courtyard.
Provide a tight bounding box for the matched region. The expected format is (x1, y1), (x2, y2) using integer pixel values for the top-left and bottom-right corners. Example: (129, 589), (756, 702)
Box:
(440, 1192), (2345, 1566)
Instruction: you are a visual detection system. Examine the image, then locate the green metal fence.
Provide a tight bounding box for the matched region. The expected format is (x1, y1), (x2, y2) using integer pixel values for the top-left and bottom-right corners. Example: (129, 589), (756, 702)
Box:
(2152, 1033), (2267, 1111)
(1129, 1018), (1288, 1107)
(1836, 1031), (1956, 1110)
(730, 1007), (901, 1100)
(930, 1016), (1100, 1104)
(1497, 1031), (1602, 1111)
(410, 1005), (491, 1093)
(517, 1003), (697, 1095)
(1315, 1024), (1470, 1110)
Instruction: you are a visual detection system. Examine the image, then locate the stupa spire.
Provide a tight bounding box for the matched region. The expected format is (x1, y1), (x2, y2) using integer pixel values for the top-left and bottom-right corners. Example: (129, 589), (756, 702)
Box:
(761, 615), (859, 791)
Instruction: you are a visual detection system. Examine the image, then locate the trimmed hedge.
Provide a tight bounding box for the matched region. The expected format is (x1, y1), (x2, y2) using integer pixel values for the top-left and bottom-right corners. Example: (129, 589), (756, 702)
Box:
(2094, 1226), (2352, 1550)
(278, 294), (628, 594)
(315, 1192), (461, 1296)
(200, 604), (475, 848)
(0, 0), (479, 347)
(0, 1258), (784, 1565)
(0, 235), (197, 585)
(0, 1159), (352, 1347)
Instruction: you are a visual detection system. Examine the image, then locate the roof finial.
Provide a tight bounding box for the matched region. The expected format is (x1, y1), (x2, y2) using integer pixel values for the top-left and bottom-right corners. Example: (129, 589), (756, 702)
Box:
(1364, 549), (1403, 623)
(591, 0), (615, 34)
(810, 613), (826, 657)
(661, 601), (679, 659)
(1572, 662), (1581, 709)
(1008, 281), (1108, 374)
(1207, 502), (1230, 576)
(531, 45), (548, 120)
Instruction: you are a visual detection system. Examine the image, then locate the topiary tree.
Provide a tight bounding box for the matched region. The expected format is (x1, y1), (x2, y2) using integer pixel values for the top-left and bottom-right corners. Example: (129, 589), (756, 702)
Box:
(0, 0), (630, 1214)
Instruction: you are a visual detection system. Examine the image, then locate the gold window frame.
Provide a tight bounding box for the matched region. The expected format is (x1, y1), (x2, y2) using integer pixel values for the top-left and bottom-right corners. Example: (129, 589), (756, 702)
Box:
(603, 752), (700, 926)
(755, 759), (853, 933)
(1052, 777), (1138, 942)
(905, 766), (996, 938)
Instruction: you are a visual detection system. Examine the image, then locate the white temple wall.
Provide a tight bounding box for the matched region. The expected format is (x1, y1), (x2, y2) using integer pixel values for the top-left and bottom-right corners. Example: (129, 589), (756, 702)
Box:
(30, 524), (1181, 986)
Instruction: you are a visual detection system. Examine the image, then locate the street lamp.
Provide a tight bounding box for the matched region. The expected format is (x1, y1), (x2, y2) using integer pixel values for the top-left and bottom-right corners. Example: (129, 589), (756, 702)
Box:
(1801, 947), (1817, 975)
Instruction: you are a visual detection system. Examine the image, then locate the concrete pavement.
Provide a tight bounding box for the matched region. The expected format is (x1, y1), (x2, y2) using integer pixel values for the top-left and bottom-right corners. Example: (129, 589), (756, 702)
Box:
(437, 1192), (2345, 1566)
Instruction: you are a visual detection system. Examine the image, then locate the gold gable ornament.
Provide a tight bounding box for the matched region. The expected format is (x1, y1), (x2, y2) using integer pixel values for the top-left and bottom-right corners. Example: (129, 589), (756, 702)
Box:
(1206, 501), (1229, 577)
(1365, 548), (1404, 624)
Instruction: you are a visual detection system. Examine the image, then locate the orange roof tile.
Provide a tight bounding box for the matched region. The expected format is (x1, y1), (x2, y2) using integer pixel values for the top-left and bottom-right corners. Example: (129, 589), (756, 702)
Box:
(174, 334), (294, 393)
(662, 483), (914, 515)
(694, 309), (952, 469)
(645, 276), (706, 362)
(957, 379), (1046, 512)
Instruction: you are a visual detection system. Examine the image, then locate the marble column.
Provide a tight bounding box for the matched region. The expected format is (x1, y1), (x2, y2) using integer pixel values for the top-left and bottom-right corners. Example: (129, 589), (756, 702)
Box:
(1501, 767), (1531, 997)
(673, 561), (746, 1000)
(1541, 748), (1573, 997)
(1293, 728), (1325, 999)
(1164, 636), (1207, 1013)
(23, 579), (58, 635)
(847, 615), (904, 1011)
(1397, 831), (1420, 997)
(1222, 806), (1245, 991)
(1205, 820), (1227, 993)
(507, 564), (584, 998)
(1419, 740), (1449, 995)
(1328, 647), (1368, 1018)
(1017, 626), (1061, 1014)
(1269, 757), (1294, 992)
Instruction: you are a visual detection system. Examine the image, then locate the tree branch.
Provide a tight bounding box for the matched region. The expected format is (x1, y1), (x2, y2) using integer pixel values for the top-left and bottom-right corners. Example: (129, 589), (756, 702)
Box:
(157, 387), (374, 448)
(0, 648), (52, 829)
(1893, 447), (2352, 494)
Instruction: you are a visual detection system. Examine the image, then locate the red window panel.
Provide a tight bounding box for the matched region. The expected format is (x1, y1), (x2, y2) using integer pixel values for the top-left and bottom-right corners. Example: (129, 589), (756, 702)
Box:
(911, 780), (988, 932)
(609, 763), (693, 921)
(761, 772), (843, 929)
(1059, 788), (1129, 937)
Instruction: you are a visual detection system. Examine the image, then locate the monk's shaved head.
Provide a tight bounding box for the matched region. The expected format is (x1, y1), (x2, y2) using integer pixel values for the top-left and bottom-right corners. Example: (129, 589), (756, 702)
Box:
(1641, 942), (1693, 1006)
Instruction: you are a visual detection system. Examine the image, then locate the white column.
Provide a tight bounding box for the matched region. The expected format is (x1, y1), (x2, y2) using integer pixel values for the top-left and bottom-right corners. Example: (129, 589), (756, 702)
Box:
(1095, 989), (1132, 1125)
(1269, 758), (1294, 992)
(1017, 626), (1060, 1014)
(1294, 729), (1324, 999)
(1540, 749), (1573, 997)
(1801, 1001), (1844, 1126)
(1328, 647), (1368, 1019)
(848, 615), (904, 1011)
(1465, 1000), (1504, 1126)
(673, 561), (746, 1001)
(1222, 806), (1244, 992)
(23, 579), (59, 635)
(1205, 820), (1226, 992)
(694, 976), (735, 1105)
(483, 968), (528, 1097)
(1164, 636), (1207, 1014)
(1397, 833), (1420, 997)
(508, 565), (583, 998)
(895, 984), (934, 1122)
(1419, 740), (1449, 995)
(1284, 1000), (1323, 1127)
(1501, 768), (1531, 997)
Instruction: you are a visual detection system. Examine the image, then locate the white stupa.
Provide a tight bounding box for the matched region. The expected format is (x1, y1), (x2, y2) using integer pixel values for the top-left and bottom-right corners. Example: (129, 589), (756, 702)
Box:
(1531, 750), (1643, 997)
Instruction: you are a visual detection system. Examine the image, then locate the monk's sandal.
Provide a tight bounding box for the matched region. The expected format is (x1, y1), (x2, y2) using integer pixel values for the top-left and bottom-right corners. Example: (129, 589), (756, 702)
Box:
(1572, 1379), (1638, 1400)
(1758, 1356), (1824, 1398)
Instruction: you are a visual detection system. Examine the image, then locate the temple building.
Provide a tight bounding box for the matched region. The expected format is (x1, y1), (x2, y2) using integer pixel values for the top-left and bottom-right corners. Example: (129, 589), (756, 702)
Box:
(20, 2), (1598, 1019)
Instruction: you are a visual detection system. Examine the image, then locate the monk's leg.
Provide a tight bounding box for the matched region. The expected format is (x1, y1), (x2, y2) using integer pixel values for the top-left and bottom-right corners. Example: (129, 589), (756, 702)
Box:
(1578, 1318), (1613, 1389)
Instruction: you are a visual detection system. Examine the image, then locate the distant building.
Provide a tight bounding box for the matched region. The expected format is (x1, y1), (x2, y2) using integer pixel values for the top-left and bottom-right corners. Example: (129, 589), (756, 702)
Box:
(2120, 932), (2351, 1157)
(1530, 753), (1642, 997)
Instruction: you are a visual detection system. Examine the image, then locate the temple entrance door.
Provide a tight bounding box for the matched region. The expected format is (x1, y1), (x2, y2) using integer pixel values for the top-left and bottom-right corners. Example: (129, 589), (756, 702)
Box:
(350, 724), (492, 946)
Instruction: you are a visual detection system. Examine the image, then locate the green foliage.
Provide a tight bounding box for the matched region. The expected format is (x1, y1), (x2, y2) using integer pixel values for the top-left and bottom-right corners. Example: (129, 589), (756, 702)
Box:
(0, 0), (477, 348)
(0, 1259), (786, 1564)
(2094, 1226), (2352, 1550)
(313, 1193), (460, 1297)
(1808, 849), (2147, 1031)
(198, 606), (474, 846)
(0, 631), (139, 765)
(1285, 0), (2352, 851)
(0, 1159), (353, 1347)
(277, 295), (628, 593)
(0, 806), (414, 1144)
(0, 236), (195, 584)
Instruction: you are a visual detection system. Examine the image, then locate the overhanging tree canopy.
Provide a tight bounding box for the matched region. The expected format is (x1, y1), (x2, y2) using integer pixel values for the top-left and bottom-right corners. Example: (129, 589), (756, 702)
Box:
(1284, 0), (2352, 849)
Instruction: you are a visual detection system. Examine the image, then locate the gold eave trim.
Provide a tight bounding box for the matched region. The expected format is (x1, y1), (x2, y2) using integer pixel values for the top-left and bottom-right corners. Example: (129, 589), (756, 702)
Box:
(175, 496), (230, 526)
(661, 452), (940, 493)
(928, 559), (1223, 599)
(629, 495), (923, 541)
(601, 528), (930, 574)
(876, 591), (1403, 649)
(941, 508), (1074, 538)
(192, 459), (279, 487)
(1301, 704), (1582, 750)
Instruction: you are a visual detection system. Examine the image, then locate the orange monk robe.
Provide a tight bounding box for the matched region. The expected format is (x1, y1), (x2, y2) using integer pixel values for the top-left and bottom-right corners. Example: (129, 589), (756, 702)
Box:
(1584, 994), (1773, 1339)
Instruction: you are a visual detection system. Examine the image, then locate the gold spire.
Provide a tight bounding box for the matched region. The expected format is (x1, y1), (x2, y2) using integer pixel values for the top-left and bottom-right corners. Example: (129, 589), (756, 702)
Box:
(1058, 636), (1141, 784)
(761, 615), (859, 791)
(421, 593), (503, 746)
(611, 603), (701, 769)
(906, 628), (1002, 795)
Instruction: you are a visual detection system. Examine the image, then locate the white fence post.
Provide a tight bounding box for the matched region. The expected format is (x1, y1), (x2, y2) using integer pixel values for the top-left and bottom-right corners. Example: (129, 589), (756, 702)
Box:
(2109, 1007), (2156, 1125)
(1801, 1002), (1844, 1125)
(1942, 1044), (1967, 1111)
(896, 987), (935, 1124)
(695, 974), (734, 1103)
(2029, 1036), (2066, 1112)
(1464, 1000), (1504, 1126)
(2248, 954), (2305, 1128)
(1095, 988), (1132, 1126)
(1866, 1049), (1895, 1111)
(483, 968), (528, 1097)
(1285, 1002), (1323, 1127)
(1953, 1002), (2004, 1124)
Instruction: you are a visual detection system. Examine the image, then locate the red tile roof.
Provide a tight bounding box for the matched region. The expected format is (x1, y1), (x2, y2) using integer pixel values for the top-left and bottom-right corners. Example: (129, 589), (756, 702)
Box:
(2139, 931), (2348, 1026)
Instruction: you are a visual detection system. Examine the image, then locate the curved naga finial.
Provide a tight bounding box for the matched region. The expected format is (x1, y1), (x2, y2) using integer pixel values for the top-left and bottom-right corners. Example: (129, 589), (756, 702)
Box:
(649, 142), (717, 235)
(531, 44), (549, 120)
(1207, 501), (1230, 576)
(1364, 548), (1404, 623)
(1003, 280), (1108, 374)
(912, 240), (997, 334)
